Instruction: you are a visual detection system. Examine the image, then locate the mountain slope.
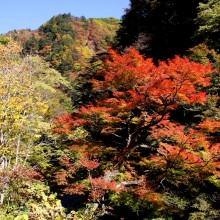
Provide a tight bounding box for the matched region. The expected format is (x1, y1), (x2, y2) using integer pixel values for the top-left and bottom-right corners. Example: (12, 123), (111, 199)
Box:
(8, 13), (120, 76)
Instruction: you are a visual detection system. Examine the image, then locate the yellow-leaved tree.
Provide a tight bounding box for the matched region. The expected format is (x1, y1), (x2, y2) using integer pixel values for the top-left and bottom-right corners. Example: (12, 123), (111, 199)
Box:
(0, 40), (67, 218)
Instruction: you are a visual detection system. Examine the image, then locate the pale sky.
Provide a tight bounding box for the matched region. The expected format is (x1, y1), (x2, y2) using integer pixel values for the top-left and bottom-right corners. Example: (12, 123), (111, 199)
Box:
(1, 0), (130, 34)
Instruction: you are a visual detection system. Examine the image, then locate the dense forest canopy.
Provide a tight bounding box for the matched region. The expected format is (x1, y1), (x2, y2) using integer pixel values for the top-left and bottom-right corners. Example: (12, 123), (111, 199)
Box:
(0, 0), (219, 218)
(9, 14), (120, 76)
(116, 0), (204, 60)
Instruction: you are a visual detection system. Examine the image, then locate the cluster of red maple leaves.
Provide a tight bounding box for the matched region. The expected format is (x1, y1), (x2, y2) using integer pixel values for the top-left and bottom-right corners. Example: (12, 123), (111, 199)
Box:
(53, 49), (220, 215)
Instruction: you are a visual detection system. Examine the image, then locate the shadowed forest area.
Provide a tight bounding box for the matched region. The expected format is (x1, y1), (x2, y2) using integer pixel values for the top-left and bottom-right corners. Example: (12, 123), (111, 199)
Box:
(0, 0), (219, 219)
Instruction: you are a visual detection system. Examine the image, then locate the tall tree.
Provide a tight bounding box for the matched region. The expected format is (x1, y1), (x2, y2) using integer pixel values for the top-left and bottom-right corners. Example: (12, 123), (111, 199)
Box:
(0, 40), (67, 218)
(195, 0), (220, 52)
(53, 49), (219, 218)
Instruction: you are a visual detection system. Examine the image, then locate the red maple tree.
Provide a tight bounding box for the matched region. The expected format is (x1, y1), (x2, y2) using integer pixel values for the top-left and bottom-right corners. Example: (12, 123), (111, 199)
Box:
(53, 49), (219, 215)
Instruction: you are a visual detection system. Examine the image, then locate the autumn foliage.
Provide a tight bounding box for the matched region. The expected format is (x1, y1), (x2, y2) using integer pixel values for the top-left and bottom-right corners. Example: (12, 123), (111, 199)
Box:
(2, 5), (219, 218)
(53, 49), (219, 217)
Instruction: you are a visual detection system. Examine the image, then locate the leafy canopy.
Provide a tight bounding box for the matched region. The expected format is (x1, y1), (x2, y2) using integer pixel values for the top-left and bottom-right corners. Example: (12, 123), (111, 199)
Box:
(53, 49), (219, 218)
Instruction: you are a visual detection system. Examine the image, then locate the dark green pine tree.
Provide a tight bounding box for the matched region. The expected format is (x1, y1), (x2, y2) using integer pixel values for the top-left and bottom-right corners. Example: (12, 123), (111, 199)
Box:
(195, 0), (220, 52)
(116, 0), (204, 61)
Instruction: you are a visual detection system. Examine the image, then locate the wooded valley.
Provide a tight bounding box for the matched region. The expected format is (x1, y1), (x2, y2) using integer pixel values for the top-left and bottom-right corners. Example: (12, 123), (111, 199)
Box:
(0, 0), (219, 219)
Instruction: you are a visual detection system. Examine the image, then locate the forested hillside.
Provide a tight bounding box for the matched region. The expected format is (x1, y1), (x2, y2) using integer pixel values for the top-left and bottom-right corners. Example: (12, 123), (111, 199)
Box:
(0, 0), (219, 219)
(8, 14), (119, 76)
